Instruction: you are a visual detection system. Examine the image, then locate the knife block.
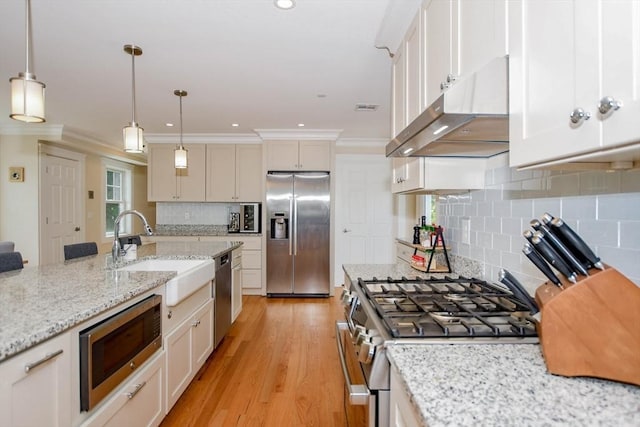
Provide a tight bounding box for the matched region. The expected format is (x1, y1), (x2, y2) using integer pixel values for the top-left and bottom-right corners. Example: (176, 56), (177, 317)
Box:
(534, 266), (640, 386)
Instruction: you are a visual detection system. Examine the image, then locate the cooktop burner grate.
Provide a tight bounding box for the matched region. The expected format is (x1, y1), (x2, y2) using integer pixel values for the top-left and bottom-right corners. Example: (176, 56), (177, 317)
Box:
(357, 276), (538, 339)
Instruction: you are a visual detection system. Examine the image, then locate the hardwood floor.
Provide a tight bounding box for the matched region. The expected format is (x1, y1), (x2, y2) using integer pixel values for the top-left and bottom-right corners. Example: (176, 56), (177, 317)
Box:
(160, 295), (347, 427)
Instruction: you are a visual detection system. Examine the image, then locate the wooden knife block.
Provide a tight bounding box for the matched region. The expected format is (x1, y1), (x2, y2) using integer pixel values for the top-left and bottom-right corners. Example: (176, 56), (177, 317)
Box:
(534, 266), (640, 386)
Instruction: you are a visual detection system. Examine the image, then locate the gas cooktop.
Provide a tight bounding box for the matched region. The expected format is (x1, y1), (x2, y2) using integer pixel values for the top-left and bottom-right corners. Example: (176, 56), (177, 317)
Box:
(356, 276), (539, 340)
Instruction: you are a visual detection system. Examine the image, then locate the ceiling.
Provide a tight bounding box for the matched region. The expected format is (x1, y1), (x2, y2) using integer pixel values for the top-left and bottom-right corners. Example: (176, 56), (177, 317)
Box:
(0, 0), (420, 150)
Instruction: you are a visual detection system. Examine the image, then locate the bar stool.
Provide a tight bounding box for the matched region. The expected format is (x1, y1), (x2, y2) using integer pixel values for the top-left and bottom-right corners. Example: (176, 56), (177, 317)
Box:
(0, 252), (24, 273)
(63, 242), (98, 260)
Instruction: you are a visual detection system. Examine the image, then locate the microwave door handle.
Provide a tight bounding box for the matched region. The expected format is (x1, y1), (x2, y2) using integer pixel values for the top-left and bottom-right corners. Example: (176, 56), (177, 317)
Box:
(289, 195), (293, 256)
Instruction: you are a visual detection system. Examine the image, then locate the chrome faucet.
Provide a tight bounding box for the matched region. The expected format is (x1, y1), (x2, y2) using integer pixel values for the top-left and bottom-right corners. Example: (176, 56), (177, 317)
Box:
(112, 209), (153, 262)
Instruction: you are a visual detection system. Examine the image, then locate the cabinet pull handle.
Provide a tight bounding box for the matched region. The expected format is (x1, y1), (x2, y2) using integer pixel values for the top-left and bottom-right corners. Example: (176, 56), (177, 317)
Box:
(125, 381), (147, 400)
(24, 349), (64, 373)
(569, 108), (591, 124)
(598, 96), (622, 115)
(192, 320), (201, 327)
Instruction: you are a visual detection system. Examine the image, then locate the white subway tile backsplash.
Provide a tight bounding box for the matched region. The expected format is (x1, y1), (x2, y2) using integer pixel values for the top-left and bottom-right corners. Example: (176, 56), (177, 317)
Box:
(579, 171), (620, 195)
(485, 216), (501, 233)
(619, 221), (640, 249)
(533, 198), (562, 218)
(493, 233), (511, 252)
(561, 196), (596, 220)
(576, 219), (619, 248)
(511, 199), (534, 218)
(598, 193), (640, 220)
(501, 217), (523, 236)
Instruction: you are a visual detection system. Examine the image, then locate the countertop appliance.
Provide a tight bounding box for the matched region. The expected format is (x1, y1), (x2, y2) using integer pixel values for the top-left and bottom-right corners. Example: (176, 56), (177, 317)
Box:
(214, 252), (232, 348)
(239, 203), (261, 233)
(337, 275), (538, 427)
(386, 55), (509, 159)
(228, 212), (240, 233)
(266, 172), (330, 296)
(80, 294), (162, 411)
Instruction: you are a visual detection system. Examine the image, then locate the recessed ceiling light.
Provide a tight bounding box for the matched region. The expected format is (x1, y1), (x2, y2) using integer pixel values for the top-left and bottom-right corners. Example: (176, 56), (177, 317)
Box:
(275, 0), (295, 10)
(232, 123), (239, 127)
(165, 123), (174, 127)
(297, 123), (305, 127)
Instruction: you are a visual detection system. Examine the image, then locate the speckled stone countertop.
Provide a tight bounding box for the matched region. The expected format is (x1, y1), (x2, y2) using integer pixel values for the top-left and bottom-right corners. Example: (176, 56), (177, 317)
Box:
(154, 224), (262, 237)
(0, 240), (241, 363)
(387, 344), (640, 426)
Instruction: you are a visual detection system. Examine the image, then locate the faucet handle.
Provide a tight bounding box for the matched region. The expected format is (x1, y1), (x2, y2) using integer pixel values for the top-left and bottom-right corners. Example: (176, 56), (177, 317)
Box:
(145, 224), (153, 236)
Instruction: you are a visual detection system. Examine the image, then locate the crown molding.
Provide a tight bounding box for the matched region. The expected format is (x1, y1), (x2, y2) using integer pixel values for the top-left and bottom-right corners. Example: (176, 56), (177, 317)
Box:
(254, 129), (343, 141)
(336, 137), (389, 147)
(145, 133), (262, 144)
(0, 123), (64, 138)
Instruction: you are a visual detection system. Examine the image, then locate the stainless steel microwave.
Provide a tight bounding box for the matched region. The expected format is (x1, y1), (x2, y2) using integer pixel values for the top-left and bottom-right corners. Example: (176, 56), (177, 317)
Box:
(240, 203), (261, 233)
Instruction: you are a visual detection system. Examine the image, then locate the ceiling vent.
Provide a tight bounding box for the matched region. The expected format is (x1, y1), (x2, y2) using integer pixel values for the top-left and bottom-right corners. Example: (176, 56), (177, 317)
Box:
(354, 103), (379, 112)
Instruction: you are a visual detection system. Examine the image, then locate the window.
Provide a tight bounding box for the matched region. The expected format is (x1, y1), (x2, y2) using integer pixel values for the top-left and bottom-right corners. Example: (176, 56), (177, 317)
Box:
(104, 162), (133, 237)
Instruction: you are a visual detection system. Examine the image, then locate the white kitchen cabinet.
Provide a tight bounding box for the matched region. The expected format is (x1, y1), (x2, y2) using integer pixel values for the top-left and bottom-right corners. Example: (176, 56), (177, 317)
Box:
(392, 157), (425, 194)
(206, 144), (262, 202)
(509, 0), (640, 168)
(231, 248), (242, 322)
(389, 365), (422, 427)
(0, 333), (71, 427)
(423, 0), (508, 108)
(147, 144), (206, 201)
(266, 140), (332, 171)
(81, 351), (165, 427)
(396, 241), (414, 264)
(164, 299), (214, 411)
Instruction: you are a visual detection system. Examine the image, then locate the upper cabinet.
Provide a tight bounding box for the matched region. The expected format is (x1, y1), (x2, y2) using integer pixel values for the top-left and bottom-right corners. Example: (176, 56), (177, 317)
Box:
(266, 140), (332, 171)
(509, 0), (640, 168)
(147, 144), (206, 202)
(423, 0), (508, 108)
(206, 144), (262, 202)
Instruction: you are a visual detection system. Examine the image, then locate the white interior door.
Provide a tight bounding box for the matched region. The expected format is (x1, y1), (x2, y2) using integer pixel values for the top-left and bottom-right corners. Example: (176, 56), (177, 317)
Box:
(39, 148), (84, 265)
(335, 154), (394, 286)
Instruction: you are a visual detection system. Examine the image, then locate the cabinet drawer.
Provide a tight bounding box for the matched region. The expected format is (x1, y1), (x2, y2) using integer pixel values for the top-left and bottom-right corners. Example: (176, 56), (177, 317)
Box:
(238, 238), (261, 250)
(242, 251), (261, 269)
(396, 243), (414, 263)
(241, 270), (261, 289)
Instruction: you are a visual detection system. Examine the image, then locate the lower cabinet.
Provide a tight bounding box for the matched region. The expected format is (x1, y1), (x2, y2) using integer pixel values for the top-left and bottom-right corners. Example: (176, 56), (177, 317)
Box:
(389, 365), (422, 427)
(231, 248), (243, 322)
(164, 299), (214, 412)
(0, 332), (71, 427)
(81, 351), (165, 427)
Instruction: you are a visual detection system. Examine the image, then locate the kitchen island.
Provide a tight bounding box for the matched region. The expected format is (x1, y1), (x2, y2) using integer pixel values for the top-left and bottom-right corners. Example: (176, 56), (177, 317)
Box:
(0, 240), (241, 362)
(341, 263), (640, 427)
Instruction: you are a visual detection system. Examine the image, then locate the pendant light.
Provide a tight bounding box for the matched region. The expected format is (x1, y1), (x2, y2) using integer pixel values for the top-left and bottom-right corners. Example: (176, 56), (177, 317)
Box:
(9, 0), (46, 123)
(174, 90), (188, 169)
(123, 44), (144, 153)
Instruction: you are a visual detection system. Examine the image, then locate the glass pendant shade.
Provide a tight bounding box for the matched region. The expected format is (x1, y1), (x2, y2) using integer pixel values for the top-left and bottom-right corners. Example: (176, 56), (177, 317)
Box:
(174, 146), (188, 169)
(123, 123), (144, 153)
(10, 74), (46, 123)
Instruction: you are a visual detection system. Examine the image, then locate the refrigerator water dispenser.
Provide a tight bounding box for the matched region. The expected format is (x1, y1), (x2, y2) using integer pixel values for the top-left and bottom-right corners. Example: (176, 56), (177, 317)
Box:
(270, 214), (288, 239)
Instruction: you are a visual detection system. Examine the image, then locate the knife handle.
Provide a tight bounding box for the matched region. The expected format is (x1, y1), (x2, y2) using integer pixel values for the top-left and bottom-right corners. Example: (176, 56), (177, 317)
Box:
(522, 243), (562, 287)
(531, 233), (577, 283)
(539, 225), (589, 276)
(523, 229), (534, 242)
(530, 219), (542, 231)
(549, 218), (604, 270)
(498, 269), (539, 314)
(541, 212), (555, 225)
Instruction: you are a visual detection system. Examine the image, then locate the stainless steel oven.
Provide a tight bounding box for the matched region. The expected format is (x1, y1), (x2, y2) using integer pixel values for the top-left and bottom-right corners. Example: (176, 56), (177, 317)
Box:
(79, 294), (162, 411)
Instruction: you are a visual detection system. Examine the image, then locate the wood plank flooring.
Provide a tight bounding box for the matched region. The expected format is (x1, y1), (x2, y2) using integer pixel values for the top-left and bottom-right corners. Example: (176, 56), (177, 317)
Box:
(160, 295), (347, 427)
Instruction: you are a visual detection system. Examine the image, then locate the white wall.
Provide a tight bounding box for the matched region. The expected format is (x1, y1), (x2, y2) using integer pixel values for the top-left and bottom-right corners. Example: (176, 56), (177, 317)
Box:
(438, 163), (640, 293)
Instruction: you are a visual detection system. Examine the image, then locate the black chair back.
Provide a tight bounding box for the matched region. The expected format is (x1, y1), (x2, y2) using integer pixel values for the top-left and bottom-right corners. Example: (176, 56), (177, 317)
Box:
(64, 242), (98, 260)
(0, 252), (24, 273)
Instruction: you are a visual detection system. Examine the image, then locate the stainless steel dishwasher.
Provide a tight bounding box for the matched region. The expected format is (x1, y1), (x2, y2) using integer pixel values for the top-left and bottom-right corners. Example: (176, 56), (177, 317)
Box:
(214, 252), (232, 348)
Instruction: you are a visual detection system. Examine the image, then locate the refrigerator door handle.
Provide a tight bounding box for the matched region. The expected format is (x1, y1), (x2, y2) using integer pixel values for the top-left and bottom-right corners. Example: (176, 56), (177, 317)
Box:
(293, 195), (298, 256)
(288, 195), (293, 256)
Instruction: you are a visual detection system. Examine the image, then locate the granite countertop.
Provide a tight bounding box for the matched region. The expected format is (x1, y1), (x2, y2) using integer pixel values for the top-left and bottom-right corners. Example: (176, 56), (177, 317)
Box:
(153, 224), (262, 237)
(342, 256), (483, 282)
(387, 344), (640, 426)
(0, 240), (241, 363)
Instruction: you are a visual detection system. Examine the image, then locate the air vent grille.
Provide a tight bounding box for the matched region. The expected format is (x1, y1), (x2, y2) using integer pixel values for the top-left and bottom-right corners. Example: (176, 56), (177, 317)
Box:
(354, 104), (379, 112)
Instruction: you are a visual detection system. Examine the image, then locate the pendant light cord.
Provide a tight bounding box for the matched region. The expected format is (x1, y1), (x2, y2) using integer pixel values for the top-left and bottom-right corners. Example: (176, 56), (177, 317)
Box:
(131, 51), (137, 125)
(25, 0), (31, 76)
(179, 93), (184, 149)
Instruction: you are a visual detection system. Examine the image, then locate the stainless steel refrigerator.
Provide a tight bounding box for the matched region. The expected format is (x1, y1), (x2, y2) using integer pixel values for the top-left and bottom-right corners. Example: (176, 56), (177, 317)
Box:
(266, 172), (330, 296)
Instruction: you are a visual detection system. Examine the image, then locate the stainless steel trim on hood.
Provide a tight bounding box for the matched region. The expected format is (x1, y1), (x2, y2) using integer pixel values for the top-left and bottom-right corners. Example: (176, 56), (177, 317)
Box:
(386, 55), (509, 158)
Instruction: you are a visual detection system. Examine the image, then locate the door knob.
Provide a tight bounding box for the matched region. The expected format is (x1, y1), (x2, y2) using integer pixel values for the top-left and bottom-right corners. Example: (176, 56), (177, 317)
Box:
(598, 96), (622, 115)
(74, 226), (81, 231)
(569, 108), (591, 124)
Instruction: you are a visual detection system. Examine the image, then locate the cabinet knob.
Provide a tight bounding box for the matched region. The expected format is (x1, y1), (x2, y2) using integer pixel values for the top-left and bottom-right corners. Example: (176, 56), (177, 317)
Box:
(446, 73), (457, 83)
(569, 108), (591, 124)
(440, 82), (450, 91)
(598, 96), (622, 115)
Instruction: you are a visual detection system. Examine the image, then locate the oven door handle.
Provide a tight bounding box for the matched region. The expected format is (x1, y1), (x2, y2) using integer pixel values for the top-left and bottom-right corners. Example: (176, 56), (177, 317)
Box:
(335, 321), (370, 406)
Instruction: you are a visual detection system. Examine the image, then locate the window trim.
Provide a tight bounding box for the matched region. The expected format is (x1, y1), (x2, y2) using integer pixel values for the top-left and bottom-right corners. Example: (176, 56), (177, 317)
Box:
(102, 159), (134, 240)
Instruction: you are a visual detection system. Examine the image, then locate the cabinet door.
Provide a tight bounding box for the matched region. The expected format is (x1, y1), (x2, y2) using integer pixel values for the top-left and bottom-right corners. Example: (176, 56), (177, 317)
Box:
(424, 0), (453, 107)
(148, 144), (179, 201)
(176, 144), (206, 201)
(266, 140), (299, 170)
(82, 351), (165, 427)
(192, 300), (214, 369)
(508, 0), (600, 167)
(390, 367), (422, 427)
(405, 13), (422, 123)
(454, 0), (508, 76)
(601, 0), (640, 148)
(235, 144), (263, 201)
(0, 333), (71, 427)
(232, 261), (242, 322)
(205, 144), (237, 202)
(298, 141), (331, 171)
(402, 157), (425, 192)
(391, 46), (405, 137)
(164, 314), (194, 411)
(391, 158), (407, 193)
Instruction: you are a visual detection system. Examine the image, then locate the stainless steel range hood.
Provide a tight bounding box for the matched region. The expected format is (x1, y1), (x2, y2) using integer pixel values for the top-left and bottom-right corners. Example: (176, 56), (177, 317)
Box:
(386, 55), (509, 158)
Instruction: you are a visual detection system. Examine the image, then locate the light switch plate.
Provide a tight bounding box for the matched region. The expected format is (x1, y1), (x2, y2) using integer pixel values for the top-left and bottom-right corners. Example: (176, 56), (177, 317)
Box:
(9, 167), (24, 182)
(461, 217), (471, 245)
